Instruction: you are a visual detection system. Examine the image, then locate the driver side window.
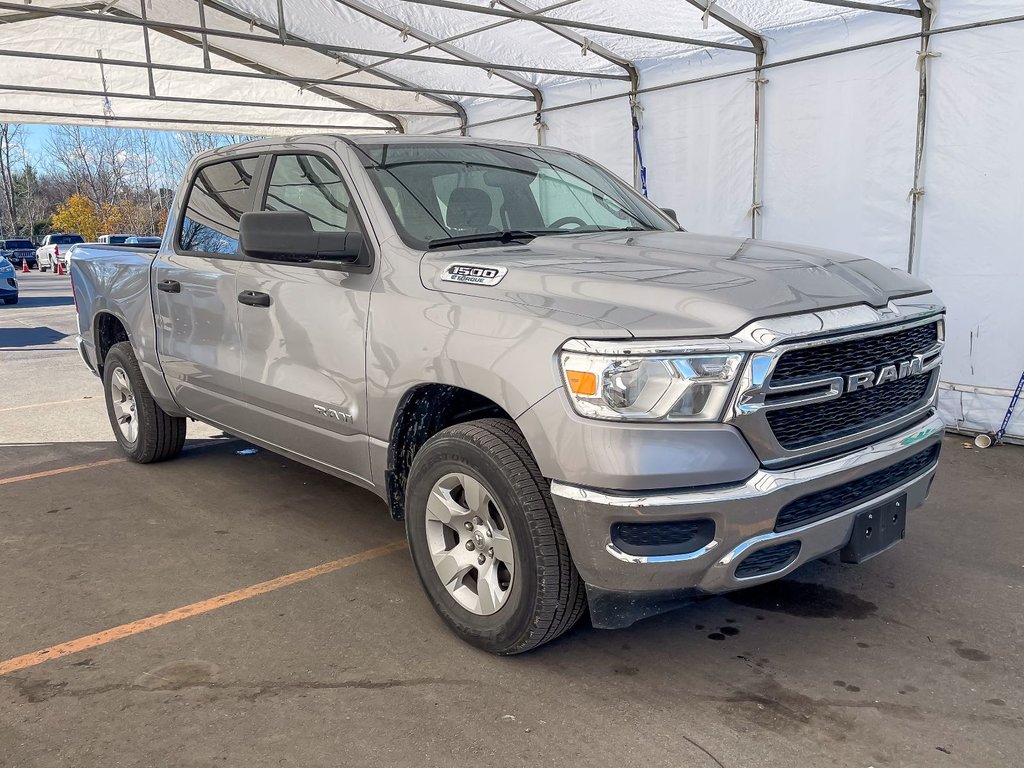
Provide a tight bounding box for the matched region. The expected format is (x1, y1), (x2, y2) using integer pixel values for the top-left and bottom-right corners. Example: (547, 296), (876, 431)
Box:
(263, 154), (360, 234)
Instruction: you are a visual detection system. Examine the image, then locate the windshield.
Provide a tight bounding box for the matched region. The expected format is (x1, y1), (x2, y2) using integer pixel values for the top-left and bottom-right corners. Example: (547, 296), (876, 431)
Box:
(356, 142), (677, 249)
(52, 235), (84, 245)
(2, 240), (33, 249)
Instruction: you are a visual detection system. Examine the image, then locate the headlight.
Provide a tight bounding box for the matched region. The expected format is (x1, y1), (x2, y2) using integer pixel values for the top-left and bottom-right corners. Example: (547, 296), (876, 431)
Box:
(560, 350), (745, 421)
(0, 261), (13, 275)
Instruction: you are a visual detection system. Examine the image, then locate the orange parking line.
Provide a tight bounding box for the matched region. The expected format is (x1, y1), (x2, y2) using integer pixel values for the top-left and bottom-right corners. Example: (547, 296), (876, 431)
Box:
(0, 540), (406, 677)
(0, 439), (238, 486)
(0, 457), (124, 486)
(0, 397), (95, 413)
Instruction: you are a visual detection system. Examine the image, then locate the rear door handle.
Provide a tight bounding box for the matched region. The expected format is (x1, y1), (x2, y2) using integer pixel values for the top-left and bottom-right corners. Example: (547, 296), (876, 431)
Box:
(238, 290), (271, 307)
(157, 279), (181, 293)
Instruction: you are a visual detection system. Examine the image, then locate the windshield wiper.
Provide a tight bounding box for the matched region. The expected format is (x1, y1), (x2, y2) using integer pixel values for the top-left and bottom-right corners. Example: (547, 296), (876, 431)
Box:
(427, 230), (545, 249)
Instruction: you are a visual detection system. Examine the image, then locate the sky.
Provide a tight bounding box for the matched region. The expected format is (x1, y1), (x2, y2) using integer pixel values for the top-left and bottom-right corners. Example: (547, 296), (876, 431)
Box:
(19, 124), (49, 159)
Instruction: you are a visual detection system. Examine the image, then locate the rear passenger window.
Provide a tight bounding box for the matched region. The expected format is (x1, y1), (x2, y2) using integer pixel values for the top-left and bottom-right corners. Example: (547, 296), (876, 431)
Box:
(178, 156), (259, 255)
(263, 154), (359, 233)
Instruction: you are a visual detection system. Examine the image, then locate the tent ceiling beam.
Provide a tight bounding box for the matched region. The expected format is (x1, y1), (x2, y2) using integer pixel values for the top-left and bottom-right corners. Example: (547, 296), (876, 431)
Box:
(107, 6), (406, 132)
(195, 0), (467, 132)
(801, 0), (922, 18)
(327, 0), (544, 112)
(0, 45), (532, 102)
(0, 2), (532, 102)
(329, 0), (588, 85)
(0, 2), (107, 24)
(0, 107), (393, 132)
(203, 0), (622, 82)
(0, 81), (448, 118)
(393, 0), (757, 52)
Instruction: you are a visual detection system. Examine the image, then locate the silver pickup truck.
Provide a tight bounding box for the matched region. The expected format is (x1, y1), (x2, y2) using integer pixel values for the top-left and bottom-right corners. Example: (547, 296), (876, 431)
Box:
(71, 135), (945, 654)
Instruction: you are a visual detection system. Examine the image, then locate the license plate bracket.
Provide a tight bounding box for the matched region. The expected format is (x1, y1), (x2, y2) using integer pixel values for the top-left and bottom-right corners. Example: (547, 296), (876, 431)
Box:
(840, 494), (907, 564)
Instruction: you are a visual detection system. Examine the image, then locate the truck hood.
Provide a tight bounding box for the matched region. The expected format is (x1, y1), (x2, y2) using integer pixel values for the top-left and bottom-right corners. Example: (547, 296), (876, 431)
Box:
(420, 231), (932, 337)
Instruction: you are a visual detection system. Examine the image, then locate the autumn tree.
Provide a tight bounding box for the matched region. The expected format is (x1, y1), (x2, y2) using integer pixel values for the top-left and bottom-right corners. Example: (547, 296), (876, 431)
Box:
(51, 194), (100, 241)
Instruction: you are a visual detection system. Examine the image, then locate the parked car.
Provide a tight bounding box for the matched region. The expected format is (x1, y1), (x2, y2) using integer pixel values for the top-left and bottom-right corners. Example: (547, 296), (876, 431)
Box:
(0, 238), (37, 269)
(70, 135), (945, 654)
(37, 233), (85, 271)
(124, 236), (161, 246)
(0, 256), (18, 304)
(59, 243), (93, 273)
(98, 234), (135, 244)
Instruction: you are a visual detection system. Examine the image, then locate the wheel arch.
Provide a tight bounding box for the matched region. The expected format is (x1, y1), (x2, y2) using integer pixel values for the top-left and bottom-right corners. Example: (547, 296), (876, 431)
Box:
(93, 311), (132, 375)
(384, 383), (515, 520)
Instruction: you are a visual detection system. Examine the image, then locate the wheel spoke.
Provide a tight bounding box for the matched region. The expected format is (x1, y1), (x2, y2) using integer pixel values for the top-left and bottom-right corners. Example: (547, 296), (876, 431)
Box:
(461, 474), (489, 515)
(490, 531), (514, 568)
(476, 562), (504, 614)
(113, 368), (130, 394)
(425, 487), (469, 527)
(431, 548), (474, 587)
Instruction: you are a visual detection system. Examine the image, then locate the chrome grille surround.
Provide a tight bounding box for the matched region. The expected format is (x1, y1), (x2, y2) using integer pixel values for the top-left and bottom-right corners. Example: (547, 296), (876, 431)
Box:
(727, 303), (944, 467)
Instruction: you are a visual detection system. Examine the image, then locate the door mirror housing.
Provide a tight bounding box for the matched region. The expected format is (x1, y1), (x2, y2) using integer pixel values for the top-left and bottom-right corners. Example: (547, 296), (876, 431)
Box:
(660, 207), (679, 224)
(239, 211), (364, 264)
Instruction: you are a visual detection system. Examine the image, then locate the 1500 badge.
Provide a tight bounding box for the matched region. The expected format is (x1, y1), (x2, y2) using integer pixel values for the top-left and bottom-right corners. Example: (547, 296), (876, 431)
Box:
(441, 263), (508, 286)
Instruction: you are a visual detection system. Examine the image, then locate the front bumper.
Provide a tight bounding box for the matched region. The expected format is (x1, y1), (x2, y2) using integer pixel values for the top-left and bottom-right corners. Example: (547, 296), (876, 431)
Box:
(550, 414), (944, 623)
(0, 277), (17, 298)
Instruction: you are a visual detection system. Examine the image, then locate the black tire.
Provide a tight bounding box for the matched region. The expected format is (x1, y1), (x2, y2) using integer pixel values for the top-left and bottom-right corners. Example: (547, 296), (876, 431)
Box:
(103, 341), (186, 463)
(405, 418), (586, 654)
(2, 297), (16, 305)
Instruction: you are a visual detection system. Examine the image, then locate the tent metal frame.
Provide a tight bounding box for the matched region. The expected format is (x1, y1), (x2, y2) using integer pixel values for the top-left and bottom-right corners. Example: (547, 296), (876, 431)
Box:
(4, 0), (1022, 269)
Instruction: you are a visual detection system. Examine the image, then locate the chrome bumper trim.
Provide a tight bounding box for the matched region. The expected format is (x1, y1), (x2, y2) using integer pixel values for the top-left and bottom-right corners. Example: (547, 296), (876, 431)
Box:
(550, 414), (944, 594)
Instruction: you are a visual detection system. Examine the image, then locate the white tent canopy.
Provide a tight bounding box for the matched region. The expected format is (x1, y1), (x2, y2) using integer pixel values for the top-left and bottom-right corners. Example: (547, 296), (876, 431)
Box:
(1, 0), (1021, 439)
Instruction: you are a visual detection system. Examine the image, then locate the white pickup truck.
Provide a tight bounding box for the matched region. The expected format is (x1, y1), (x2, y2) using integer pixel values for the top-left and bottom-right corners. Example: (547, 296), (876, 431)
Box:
(37, 233), (84, 271)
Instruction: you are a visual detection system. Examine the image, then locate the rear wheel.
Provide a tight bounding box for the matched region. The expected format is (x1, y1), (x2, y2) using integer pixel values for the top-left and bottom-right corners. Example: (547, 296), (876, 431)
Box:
(103, 341), (186, 463)
(405, 419), (586, 654)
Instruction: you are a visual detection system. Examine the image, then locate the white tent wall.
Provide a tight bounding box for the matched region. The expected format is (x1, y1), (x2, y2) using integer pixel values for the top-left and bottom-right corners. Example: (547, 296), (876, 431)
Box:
(757, 15), (920, 272)
(920, 21), (1024, 438)
(453, 7), (1024, 440)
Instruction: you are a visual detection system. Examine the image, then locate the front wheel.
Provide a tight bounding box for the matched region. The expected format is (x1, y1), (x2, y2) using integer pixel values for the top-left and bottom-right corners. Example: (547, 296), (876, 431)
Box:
(103, 341), (186, 463)
(405, 419), (586, 654)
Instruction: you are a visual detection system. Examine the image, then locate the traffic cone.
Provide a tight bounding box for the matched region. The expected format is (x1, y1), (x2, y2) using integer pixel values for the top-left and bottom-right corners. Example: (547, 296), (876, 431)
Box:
(21, 257), (29, 273)
(57, 261), (65, 276)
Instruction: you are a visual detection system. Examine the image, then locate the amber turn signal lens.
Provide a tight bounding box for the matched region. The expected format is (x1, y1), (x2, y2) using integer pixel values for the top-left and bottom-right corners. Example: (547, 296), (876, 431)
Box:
(565, 370), (598, 396)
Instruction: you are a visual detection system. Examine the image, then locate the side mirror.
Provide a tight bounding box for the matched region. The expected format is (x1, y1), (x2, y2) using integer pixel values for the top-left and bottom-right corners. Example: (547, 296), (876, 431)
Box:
(660, 207), (678, 224)
(239, 211), (363, 264)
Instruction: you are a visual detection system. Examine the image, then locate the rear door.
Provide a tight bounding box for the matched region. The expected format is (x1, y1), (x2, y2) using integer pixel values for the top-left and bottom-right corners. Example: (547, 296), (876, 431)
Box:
(234, 149), (375, 483)
(152, 154), (262, 428)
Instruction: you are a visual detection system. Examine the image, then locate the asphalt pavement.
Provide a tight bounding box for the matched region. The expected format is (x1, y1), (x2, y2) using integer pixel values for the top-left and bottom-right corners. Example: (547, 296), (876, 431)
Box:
(1, 271), (1021, 767)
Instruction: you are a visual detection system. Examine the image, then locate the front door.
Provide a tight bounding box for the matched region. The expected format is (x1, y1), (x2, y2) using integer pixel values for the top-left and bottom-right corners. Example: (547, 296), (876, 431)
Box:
(153, 154), (262, 428)
(234, 151), (374, 483)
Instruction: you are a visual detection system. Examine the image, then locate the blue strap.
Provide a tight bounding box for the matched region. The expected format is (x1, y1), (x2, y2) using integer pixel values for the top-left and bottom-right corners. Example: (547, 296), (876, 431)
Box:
(996, 368), (1024, 442)
(632, 112), (648, 198)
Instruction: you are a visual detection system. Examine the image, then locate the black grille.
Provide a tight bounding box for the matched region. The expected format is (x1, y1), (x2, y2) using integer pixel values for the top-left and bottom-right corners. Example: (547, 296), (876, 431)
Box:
(735, 541), (801, 578)
(771, 322), (939, 383)
(611, 519), (715, 557)
(768, 373), (932, 450)
(775, 444), (940, 532)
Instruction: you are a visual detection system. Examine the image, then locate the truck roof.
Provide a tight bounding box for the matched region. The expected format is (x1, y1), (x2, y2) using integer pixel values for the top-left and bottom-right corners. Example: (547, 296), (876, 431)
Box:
(189, 133), (540, 166)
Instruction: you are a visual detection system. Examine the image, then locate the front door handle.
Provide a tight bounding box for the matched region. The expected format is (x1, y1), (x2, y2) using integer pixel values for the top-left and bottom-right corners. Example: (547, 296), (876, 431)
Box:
(157, 279), (181, 293)
(238, 290), (271, 308)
